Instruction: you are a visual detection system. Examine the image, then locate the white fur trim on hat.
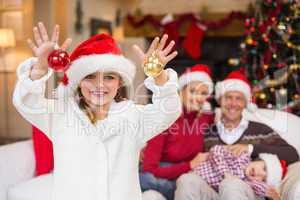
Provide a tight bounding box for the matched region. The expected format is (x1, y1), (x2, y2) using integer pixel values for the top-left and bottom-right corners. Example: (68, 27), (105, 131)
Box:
(66, 54), (136, 92)
(178, 72), (213, 94)
(215, 79), (251, 102)
(259, 153), (283, 188)
(202, 101), (212, 112)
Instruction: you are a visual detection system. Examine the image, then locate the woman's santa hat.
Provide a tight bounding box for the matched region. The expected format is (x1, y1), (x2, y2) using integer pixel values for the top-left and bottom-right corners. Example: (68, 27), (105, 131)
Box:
(215, 68), (257, 111)
(178, 64), (213, 94)
(259, 153), (288, 188)
(56, 34), (136, 97)
(178, 64), (213, 112)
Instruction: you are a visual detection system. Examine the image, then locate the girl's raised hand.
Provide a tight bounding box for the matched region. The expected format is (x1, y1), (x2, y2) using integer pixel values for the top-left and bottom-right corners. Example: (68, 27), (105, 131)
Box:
(133, 34), (177, 85)
(27, 22), (72, 70)
(133, 34), (177, 71)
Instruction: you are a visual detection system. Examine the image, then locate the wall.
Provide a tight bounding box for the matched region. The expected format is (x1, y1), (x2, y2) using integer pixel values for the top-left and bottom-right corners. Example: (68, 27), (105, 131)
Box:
(67, 0), (254, 46)
(138, 0), (255, 14)
(66, 0), (119, 48)
(0, 0), (34, 142)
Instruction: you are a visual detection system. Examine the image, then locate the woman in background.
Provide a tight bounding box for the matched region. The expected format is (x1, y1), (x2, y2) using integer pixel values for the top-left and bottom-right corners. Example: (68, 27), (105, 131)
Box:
(140, 64), (215, 200)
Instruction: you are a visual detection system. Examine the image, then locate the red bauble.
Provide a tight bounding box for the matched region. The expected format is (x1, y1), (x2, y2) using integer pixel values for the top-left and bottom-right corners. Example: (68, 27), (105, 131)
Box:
(48, 49), (70, 72)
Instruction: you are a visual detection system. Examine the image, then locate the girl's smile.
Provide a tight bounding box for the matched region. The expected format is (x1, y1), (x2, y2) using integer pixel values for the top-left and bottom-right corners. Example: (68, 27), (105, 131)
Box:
(79, 71), (121, 107)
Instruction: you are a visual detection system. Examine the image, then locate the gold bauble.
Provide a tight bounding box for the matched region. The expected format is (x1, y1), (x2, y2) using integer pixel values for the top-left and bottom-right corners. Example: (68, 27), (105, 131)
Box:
(259, 93), (267, 99)
(144, 62), (164, 77)
(143, 52), (165, 77)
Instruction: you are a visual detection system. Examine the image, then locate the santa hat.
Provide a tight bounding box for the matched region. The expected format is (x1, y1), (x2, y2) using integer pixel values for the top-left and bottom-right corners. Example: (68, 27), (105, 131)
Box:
(215, 68), (257, 111)
(56, 34), (136, 97)
(178, 64), (213, 112)
(259, 153), (288, 188)
(178, 64), (213, 94)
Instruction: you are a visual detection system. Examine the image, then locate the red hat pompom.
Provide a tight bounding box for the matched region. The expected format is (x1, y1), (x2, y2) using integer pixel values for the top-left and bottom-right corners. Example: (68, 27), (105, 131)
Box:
(60, 73), (69, 86)
(280, 160), (288, 179)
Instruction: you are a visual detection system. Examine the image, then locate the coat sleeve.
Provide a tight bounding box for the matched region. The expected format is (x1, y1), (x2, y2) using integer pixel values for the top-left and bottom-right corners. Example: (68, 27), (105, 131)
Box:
(12, 57), (61, 140)
(136, 68), (182, 147)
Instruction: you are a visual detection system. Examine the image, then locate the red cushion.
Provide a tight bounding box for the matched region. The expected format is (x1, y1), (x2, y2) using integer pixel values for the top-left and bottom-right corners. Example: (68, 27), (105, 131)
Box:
(32, 126), (54, 176)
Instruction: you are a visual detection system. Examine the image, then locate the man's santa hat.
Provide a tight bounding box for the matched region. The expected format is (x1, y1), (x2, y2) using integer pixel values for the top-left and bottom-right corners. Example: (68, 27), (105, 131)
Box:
(56, 34), (136, 97)
(178, 64), (213, 94)
(215, 68), (257, 111)
(259, 153), (288, 188)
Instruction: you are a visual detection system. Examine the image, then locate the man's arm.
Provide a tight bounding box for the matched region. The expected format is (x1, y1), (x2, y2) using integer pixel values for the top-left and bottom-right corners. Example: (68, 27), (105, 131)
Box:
(252, 134), (299, 165)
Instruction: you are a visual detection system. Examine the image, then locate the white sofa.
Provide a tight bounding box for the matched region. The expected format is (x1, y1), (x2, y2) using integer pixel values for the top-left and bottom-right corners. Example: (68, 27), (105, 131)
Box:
(0, 109), (300, 200)
(0, 140), (52, 200)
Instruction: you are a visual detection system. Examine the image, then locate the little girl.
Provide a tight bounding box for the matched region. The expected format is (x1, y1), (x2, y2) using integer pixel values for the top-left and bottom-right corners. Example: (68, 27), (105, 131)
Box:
(189, 145), (284, 200)
(13, 22), (181, 200)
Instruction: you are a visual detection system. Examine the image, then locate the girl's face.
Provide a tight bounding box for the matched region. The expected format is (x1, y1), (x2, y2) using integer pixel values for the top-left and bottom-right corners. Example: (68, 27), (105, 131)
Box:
(245, 160), (267, 182)
(79, 71), (121, 107)
(180, 81), (209, 112)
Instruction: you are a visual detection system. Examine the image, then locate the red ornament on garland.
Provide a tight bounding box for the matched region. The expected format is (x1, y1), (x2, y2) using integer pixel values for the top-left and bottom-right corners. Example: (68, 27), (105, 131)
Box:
(48, 49), (70, 72)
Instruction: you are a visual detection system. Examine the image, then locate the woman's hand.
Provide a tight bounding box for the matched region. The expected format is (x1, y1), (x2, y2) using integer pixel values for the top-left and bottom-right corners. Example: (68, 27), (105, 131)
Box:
(27, 22), (72, 80)
(133, 34), (177, 86)
(190, 152), (209, 169)
(266, 187), (281, 200)
(139, 148), (145, 163)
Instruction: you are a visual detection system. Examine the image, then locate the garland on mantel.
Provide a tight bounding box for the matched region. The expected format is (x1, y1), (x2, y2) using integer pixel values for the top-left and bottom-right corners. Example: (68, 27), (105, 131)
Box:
(126, 12), (248, 59)
(127, 12), (247, 30)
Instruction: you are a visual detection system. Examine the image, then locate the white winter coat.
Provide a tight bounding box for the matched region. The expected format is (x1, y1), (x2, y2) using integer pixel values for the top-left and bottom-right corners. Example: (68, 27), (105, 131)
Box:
(13, 58), (182, 200)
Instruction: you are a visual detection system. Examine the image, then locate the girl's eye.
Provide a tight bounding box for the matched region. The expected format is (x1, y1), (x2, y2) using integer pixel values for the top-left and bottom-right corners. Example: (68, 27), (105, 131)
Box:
(201, 91), (208, 96)
(190, 88), (195, 93)
(85, 74), (96, 79)
(104, 75), (115, 80)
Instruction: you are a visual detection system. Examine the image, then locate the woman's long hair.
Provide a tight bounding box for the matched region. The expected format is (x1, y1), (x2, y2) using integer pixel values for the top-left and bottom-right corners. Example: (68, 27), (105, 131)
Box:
(76, 75), (127, 124)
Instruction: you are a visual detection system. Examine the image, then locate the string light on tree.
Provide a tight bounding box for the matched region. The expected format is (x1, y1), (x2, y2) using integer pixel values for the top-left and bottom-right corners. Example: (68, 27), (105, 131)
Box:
(236, 0), (300, 115)
(259, 92), (267, 99)
(279, 87), (287, 96)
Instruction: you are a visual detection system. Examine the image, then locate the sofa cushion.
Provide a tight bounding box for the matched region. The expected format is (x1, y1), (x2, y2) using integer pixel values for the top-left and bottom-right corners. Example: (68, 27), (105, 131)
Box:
(0, 140), (35, 200)
(7, 173), (52, 200)
(32, 126), (54, 176)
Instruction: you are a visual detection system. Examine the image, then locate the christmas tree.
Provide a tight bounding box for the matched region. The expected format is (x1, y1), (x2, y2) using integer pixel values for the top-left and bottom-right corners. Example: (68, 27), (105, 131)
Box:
(234, 0), (300, 115)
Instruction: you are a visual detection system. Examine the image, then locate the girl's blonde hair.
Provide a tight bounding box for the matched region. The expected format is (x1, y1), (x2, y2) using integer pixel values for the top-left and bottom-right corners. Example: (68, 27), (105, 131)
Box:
(76, 74), (127, 124)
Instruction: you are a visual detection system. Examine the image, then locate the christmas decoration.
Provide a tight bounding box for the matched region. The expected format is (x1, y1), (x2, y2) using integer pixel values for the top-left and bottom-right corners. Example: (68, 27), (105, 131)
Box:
(182, 22), (206, 59)
(163, 21), (180, 48)
(143, 51), (165, 77)
(233, 0), (300, 115)
(127, 11), (247, 59)
(47, 49), (70, 72)
(127, 12), (247, 31)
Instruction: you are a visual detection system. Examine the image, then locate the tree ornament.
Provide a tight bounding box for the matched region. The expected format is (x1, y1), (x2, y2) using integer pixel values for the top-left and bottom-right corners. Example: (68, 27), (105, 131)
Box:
(48, 49), (70, 72)
(143, 51), (165, 77)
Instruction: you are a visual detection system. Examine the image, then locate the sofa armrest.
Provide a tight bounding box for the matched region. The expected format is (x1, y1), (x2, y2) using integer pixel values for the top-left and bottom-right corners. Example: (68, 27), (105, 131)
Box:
(0, 140), (35, 200)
